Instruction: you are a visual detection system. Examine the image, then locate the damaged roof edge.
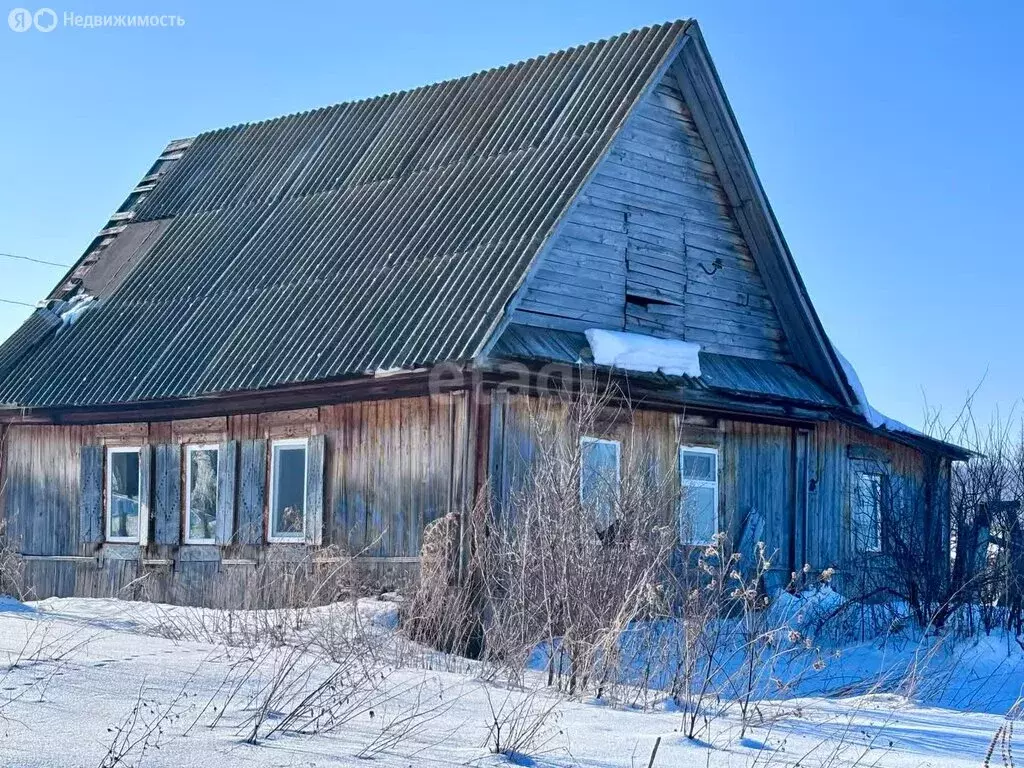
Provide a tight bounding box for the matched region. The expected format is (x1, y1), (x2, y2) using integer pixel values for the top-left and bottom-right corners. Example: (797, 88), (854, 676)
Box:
(46, 136), (195, 304)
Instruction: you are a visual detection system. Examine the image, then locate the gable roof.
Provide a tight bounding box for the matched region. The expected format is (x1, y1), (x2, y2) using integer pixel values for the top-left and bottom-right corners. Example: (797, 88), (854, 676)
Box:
(0, 21), (696, 410)
(0, 19), (857, 417)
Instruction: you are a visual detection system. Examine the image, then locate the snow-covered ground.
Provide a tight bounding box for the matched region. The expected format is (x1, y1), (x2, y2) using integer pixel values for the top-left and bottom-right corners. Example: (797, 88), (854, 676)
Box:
(1, 595), (1022, 767)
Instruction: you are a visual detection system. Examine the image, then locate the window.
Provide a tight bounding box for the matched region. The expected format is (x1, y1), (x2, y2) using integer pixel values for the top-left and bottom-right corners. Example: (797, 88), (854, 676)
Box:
(580, 437), (620, 533)
(106, 446), (142, 543)
(185, 444), (219, 544)
(853, 471), (883, 552)
(679, 446), (718, 545)
(269, 438), (307, 542)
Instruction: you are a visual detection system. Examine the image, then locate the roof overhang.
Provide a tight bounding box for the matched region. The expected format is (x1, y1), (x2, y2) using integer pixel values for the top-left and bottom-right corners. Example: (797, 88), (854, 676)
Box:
(0, 365), (473, 426)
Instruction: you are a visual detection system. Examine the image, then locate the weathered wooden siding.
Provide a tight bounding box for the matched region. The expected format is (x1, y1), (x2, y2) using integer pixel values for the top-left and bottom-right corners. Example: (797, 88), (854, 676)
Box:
(719, 420), (795, 586)
(807, 420), (938, 595)
(0, 387), (951, 606)
(322, 396), (458, 558)
(489, 392), (687, 523)
(0, 394), (466, 606)
(1, 424), (85, 557)
(511, 67), (791, 362)
(490, 393), (947, 595)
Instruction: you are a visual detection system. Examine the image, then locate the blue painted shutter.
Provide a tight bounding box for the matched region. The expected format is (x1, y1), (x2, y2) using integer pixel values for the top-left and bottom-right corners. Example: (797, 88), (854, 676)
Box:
(154, 444), (182, 545)
(79, 444), (104, 544)
(237, 439), (266, 545)
(305, 434), (325, 546)
(215, 440), (238, 545)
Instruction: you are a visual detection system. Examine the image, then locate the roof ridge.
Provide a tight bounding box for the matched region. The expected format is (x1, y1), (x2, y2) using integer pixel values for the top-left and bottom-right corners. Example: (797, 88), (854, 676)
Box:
(189, 19), (692, 139)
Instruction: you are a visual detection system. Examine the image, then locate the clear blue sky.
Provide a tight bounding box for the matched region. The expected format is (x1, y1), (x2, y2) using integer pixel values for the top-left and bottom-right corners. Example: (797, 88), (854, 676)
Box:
(1, 1), (1020, 430)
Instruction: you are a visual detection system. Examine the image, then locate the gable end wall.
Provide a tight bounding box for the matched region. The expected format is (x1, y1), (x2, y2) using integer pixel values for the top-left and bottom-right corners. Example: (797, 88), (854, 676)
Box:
(510, 65), (791, 362)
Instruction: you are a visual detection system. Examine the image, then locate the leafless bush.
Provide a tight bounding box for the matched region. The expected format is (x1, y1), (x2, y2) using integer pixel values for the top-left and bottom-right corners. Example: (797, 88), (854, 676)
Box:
(98, 677), (194, 767)
(483, 685), (562, 761)
(0, 486), (26, 600)
(664, 534), (738, 738)
(353, 674), (462, 759)
(0, 619), (96, 718)
(985, 696), (1023, 768)
(406, 382), (830, 735)
(805, 391), (1024, 642)
(231, 596), (401, 744)
(232, 633), (463, 761)
(144, 546), (376, 652)
(241, 641), (378, 743)
(474, 385), (679, 697)
(402, 512), (481, 664)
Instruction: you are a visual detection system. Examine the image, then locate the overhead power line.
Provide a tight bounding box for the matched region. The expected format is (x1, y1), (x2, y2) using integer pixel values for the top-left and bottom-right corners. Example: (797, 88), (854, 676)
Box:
(0, 252), (71, 268)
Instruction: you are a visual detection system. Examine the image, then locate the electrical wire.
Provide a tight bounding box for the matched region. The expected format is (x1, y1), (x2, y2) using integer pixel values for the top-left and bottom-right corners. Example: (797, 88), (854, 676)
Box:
(0, 252), (71, 268)
(0, 252), (63, 310)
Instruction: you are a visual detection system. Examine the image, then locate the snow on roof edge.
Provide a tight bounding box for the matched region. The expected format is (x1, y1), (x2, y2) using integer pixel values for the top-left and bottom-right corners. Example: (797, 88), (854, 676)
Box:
(585, 328), (701, 378)
(829, 342), (924, 438)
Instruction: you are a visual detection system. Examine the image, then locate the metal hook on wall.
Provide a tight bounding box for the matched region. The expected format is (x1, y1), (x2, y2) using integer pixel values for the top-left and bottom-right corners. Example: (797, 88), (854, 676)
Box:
(699, 257), (724, 276)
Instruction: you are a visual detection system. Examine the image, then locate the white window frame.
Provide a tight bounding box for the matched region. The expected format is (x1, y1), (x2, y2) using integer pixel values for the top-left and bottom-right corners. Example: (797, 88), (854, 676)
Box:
(853, 470), (883, 553)
(184, 443), (220, 545)
(679, 445), (719, 545)
(579, 436), (622, 500)
(580, 436), (621, 532)
(268, 437), (308, 543)
(105, 445), (144, 544)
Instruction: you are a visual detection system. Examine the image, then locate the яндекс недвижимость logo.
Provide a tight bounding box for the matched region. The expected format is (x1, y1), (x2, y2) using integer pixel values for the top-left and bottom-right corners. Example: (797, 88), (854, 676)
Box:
(8, 7), (57, 31)
(8, 8), (184, 31)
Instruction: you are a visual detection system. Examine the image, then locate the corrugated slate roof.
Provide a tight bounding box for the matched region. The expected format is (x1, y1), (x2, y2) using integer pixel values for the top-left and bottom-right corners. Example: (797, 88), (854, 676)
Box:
(0, 21), (690, 409)
(0, 308), (61, 382)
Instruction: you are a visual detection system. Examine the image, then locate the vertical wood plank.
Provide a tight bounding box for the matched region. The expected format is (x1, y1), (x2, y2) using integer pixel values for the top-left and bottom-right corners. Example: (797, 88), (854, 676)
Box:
(216, 440), (237, 545)
(793, 429), (809, 572)
(305, 433), (325, 546)
(138, 444), (153, 546)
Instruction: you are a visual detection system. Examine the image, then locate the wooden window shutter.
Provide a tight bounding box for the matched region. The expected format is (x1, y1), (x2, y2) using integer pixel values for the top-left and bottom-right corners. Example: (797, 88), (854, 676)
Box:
(138, 444), (153, 545)
(215, 440), (238, 545)
(237, 439), (266, 545)
(305, 434), (325, 546)
(154, 444), (182, 545)
(79, 444), (104, 544)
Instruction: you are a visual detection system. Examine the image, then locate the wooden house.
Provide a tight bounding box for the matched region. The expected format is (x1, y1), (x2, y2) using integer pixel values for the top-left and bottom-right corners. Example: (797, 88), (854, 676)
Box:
(0, 20), (967, 606)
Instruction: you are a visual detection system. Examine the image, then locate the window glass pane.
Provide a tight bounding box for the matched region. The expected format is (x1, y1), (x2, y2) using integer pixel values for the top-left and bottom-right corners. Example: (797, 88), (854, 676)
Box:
(188, 448), (219, 542)
(681, 484), (716, 544)
(682, 451), (716, 482)
(581, 439), (619, 531)
(272, 445), (306, 538)
(109, 451), (140, 539)
(854, 472), (881, 551)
